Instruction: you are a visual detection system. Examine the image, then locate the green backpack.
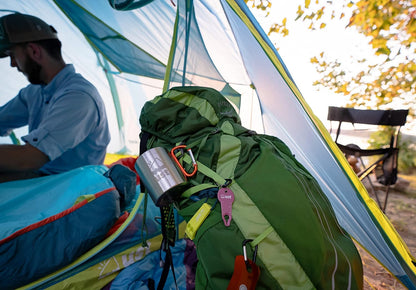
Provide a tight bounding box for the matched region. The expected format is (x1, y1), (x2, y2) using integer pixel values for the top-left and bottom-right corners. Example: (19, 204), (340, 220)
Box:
(139, 86), (363, 289)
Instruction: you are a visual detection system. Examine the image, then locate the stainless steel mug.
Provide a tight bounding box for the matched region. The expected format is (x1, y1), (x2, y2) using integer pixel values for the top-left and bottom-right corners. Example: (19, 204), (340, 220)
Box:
(135, 147), (187, 206)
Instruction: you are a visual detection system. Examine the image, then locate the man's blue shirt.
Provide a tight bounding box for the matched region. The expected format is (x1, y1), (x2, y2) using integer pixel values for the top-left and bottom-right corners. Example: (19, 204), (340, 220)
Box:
(0, 64), (111, 174)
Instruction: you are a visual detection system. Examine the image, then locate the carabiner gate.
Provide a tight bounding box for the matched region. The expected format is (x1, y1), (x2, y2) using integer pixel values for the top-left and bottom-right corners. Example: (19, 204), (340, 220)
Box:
(170, 145), (198, 177)
(242, 239), (258, 270)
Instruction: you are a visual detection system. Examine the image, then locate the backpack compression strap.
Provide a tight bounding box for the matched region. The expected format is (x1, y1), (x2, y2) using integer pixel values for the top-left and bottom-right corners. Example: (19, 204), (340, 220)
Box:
(139, 131), (178, 290)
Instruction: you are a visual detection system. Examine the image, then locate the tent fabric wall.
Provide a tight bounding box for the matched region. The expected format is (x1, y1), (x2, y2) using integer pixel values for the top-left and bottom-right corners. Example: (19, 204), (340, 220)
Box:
(0, 0), (415, 288)
(223, 1), (416, 285)
(220, 1), (416, 286)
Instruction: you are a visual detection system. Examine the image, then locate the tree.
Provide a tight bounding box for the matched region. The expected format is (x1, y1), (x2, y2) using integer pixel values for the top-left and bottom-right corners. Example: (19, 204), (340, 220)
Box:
(245, 0), (416, 171)
(245, 0), (415, 120)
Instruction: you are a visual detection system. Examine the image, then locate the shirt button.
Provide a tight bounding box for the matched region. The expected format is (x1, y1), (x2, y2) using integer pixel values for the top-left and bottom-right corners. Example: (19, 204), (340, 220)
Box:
(33, 138), (38, 142)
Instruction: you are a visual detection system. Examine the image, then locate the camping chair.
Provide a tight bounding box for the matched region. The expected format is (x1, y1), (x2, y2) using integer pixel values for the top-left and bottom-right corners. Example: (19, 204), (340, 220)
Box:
(327, 106), (409, 212)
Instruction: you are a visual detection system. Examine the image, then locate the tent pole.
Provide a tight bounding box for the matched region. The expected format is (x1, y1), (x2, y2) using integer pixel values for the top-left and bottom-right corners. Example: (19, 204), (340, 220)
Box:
(95, 51), (127, 153)
(181, 0), (193, 86)
(163, 3), (180, 92)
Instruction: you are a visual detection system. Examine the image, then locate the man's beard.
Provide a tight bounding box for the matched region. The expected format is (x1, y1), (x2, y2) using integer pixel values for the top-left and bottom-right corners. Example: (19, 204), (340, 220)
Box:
(23, 56), (43, 85)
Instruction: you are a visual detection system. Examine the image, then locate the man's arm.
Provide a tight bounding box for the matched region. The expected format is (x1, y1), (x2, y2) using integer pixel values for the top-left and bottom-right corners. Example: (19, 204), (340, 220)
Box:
(0, 91), (30, 137)
(0, 143), (49, 172)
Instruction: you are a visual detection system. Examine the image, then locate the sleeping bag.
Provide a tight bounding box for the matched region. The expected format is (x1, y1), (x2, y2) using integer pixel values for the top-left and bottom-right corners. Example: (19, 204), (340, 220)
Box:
(0, 165), (133, 289)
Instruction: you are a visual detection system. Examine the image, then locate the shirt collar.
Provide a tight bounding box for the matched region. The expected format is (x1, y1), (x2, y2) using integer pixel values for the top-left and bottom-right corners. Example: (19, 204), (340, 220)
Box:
(41, 64), (75, 102)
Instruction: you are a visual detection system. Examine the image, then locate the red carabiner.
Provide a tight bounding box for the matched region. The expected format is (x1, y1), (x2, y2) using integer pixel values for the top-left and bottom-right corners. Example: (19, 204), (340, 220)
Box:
(170, 145), (198, 177)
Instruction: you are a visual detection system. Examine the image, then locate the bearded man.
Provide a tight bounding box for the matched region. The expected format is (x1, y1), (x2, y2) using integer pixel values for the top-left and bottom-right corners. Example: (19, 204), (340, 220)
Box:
(0, 13), (110, 183)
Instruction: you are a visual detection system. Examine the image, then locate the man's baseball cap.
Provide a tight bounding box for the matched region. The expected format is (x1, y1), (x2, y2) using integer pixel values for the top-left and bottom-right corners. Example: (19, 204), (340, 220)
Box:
(0, 13), (58, 58)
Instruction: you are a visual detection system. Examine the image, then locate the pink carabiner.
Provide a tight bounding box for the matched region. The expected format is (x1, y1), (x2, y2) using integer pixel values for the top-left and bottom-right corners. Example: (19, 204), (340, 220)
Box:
(170, 145), (198, 177)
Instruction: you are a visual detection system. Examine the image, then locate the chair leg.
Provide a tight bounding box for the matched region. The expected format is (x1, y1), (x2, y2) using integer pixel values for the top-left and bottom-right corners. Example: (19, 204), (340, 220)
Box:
(357, 156), (384, 209)
(365, 175), (383, 209)
(382, 185), (391, 213)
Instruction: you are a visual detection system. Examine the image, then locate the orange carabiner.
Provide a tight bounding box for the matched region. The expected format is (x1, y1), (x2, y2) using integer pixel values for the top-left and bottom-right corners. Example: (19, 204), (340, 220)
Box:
(170, 145), (198, 177)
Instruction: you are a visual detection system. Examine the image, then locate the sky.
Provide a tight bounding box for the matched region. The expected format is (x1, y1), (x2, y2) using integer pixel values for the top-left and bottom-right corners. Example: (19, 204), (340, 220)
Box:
(249, 2), (370, 123)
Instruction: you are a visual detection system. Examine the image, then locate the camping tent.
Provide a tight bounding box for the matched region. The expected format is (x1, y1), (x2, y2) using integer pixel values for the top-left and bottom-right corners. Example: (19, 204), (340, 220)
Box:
(0, 0), (415, 288)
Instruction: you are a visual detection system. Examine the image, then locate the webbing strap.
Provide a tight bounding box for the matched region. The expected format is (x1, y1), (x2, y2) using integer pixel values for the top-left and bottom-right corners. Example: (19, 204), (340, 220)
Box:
(187, 134), (210, 161)
(183, 154), (227, 186)
(141, 192), (149, 247)
(157, 245), (177, 290)
(181, 183), (217, 198)
(157, 205), (177, 290)
(251, 226), (274, 247)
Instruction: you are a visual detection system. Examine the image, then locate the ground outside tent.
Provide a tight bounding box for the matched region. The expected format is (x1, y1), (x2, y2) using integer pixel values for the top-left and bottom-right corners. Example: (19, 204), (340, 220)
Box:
(360, 172), (416, 289)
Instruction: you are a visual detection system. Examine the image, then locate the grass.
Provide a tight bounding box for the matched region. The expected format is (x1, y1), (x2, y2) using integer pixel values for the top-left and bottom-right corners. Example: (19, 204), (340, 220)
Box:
(398, 172), (416, 197)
